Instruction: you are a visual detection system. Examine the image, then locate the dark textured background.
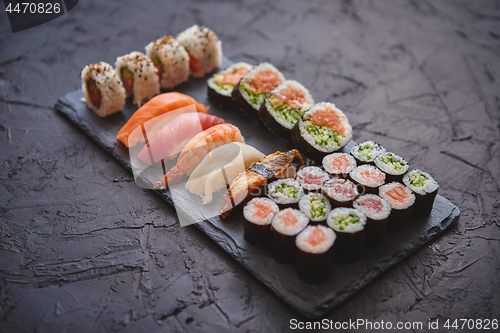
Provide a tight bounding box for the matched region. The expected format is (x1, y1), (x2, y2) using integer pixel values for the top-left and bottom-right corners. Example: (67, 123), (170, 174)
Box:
(1, 0), (499, 332)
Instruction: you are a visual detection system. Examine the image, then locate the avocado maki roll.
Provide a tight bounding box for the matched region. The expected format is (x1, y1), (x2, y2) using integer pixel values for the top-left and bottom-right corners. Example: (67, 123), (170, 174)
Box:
(296, 166), (330, 193)
(232, 62), (285, 118)
(295, 225), (336, 284)
(322, 153), (357, 178)
(349, 164), (386, 194)
(322, 178), (359, 207)
(243, 197), (279, 247)
(350, 141), (386, 165)
(374, 152), (409, 183)
(267, 178), (304, 208)
(298, 192), (332, 223)
(327, 207), (366, 263)
(379, 182), (416, 233)
(403, 169), (439, 217)
(207, 62), (252, 108)
(291, 102), (353, 162)
(353, 194), (391, 247)
(258, 80), (314, 138)
(270, 208), (309, 263)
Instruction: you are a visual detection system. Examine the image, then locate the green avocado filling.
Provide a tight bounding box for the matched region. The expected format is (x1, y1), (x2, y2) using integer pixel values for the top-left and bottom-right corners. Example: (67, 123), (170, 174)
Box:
(331, 212), (360, 231)
(151, 54), (163, 69)
(357, 143), (379, 160)
(121, 67), (134, 78)
(269, 98), (305, 125)
(308, 196), (327, 219)
(273, 182), (299, 198)
(241, 83), (268, 107)
(304, 120), (342, 148)
(379, 153), (406, 172)
(212, 74), (234, 91)
(409, 171), (429, 188)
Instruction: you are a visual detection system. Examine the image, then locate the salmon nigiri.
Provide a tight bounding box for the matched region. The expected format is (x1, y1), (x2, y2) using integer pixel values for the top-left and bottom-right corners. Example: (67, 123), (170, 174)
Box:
(116, 92), (210, 147)
(154, 123), (244, 188)
(137, 112), (225, 164)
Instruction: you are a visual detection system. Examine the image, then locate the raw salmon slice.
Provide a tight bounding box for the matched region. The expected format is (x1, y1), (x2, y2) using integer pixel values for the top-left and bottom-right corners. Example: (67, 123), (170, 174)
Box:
(386, 185), (409, 203)
(219, 67), (249, 85)
(280, 210), (298, 228)
(360, 170), (384, 182)
(306, 227), (327, 247)
(252, 200), (274, 220)
(310, 108), (346, 135)
(359, 198), (384, 212)
(249, 70), (283, 93)
(276, 86), (305, 109)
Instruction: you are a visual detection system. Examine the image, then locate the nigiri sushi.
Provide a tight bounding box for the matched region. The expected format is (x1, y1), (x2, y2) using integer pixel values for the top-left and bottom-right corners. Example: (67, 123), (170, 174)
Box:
(116, 92), (210, 147)
(155, 123), (244, 188)
(219, 149), (303, 219)
(137, 112), (225, 164)
(186, 142), (265, 204)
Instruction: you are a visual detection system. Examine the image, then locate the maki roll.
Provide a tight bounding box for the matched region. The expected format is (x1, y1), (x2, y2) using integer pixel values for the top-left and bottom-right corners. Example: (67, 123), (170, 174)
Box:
(267, 178), (304, 208)
(326, 208), (366, 263)
(322, 153), (357, 178)
(243, 197), (279, 247)
(374, 152), (409, 183)
(353, 194), (391, 247)
(296, 166), (329, 193)
(115, 52), (160, 107)
(298, 193), (331, 223)
(291, 102), (353, 162)
(350, 141), (386, 165)
(176, 25), (222, 77)
(81, 62), (126, 117)
(295, 225), (336, 284)
(322, 178), (359, 207)
(207, 62), (252, 108)
(349, 164), (386, 194)
(270, 208), (309, 263)
(145, 36), (190, 89)
(379, 182), (416, 233)
(403, 169), (439, 217)
(232, 62), (285, 118)
(258, 80), (314, 138)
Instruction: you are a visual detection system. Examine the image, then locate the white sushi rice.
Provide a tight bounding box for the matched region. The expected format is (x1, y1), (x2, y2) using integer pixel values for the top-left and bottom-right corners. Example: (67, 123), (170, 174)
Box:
(296, 166), (329, 191)
(81, 62), (126, 117)
(271, 208), (309, 236)
(177, 25), (222, 78)
(207, 62), (252, 97)
(298, 102), (353, 153)
(243, 197), (279, 225)
(327, 207), (366, 233)
(350, 141), (386, 163)
(322, 178), (359, 203)
(403, 169), (439, 195)
(265, 80), (314, 129)
(353, 194), (391, 221)
(295, 225), (336, 254)
(322, 153), (357, 175)
(267, 178), (304, 205)
(298, 193), (332, 222)
(145, 36), (190, 89)
(239, 62), (285, 110)
(349, 164), (386, 188)
(379, 182), (416, 210)
(115, 52), (160, 107)
(374, 152), (409, 176)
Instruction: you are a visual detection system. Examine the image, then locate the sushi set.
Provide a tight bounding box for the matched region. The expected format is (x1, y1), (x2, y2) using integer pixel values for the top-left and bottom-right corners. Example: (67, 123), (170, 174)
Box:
(56, 25), (460, 318)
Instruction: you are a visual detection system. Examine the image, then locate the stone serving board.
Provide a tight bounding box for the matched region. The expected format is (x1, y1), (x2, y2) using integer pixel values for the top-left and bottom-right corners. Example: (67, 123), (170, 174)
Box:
(55, 57), (460, 318)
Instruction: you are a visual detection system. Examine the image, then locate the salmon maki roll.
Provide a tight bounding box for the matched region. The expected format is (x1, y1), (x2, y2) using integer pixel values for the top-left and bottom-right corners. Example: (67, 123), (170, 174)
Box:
(353, 194), (391, 247)
(81, 62), (126, 117)
(374, 152), (409, 183)
(322, 178), (359, 207)
(259, 80), (314, 138)
(296, 166), (329, 193)
(115, 52), (160, 107)
(403, 169), (439, 217)
(207, 62), (252, 108)
(232, 62), (285, 118)
(291, 102), (353, 162)
(350, 141), (386, 165)
(327, 208), (366, 263)
(270, 208), (309, 263)
(322, 153), (357, 178)
(349, 164), (386, 194)
(177, 25), (222, 78)
(145, 36), (190, 89)
(379, 182), (416, 232)
(243, 197), (279, 247)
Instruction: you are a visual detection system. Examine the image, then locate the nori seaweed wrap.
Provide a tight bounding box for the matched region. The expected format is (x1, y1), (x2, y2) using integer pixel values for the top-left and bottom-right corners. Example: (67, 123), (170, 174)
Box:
(270, 208), (309, 263)
(403, 169), (439, 217)
(353, 194), (391, 247)
(207, 62), (252, 108)
(327, 208), (366, 263)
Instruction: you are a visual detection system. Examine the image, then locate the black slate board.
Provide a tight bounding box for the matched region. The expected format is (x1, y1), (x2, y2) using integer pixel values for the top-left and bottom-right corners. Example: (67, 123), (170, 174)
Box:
(55, 57), (460, 318)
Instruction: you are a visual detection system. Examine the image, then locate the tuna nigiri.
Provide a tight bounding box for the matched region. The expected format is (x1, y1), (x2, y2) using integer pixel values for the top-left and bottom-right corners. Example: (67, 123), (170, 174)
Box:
(155, 123), (245, 188)
(137, 112), (225, 164)
(116, 92), (210, 147)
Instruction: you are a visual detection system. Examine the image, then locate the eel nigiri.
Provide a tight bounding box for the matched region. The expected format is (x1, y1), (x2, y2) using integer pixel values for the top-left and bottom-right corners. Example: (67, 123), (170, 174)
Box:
(219, 149), (303, 219)
(116, 92), (210, 147)
(137, 112), (225, 164)
(154, 123), (245, 188)
(186, 142), (265, 204)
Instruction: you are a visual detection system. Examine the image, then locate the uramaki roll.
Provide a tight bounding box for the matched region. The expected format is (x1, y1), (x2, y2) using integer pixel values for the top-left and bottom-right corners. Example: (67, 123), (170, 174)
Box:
(270, 208), (309, 263)
(350, 141), (386, 165)
(379, 182), (416, 233)
(374, 152), (409, 183)
(298, 193), (332, 224)
(296, 166), (329, 193)
(295, 225), (336, 284)
(353, 194), (391, 247)
(243, 197), (279, 247)
(327, 208), (366, 263)
(403, 169), (439, 217)
(322, 153), (357, 178)
(322, 178), (359, 207)
(207, 62), (252, 109)
(267, 178), (304, 209)
(349, 164), (386, 194)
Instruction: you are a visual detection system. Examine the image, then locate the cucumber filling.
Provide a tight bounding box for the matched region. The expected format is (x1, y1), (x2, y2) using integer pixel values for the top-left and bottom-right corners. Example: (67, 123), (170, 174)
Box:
(308, 197), (327, 218)
(241, 83), (268, 107)
(357, 144), (380, 160)
(379, 153), (406, 172)
(409, 172), (429, 188)
(273, 182), (299, 199)
(304, 120), (343, 148)
(331, 212), (360, 231)
(212, 74), (234, 91)
(269, 98), (305, 125)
